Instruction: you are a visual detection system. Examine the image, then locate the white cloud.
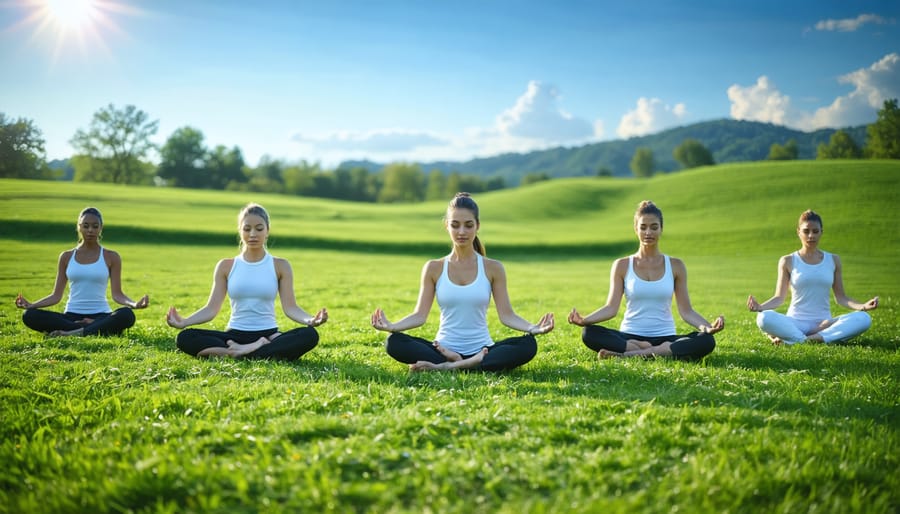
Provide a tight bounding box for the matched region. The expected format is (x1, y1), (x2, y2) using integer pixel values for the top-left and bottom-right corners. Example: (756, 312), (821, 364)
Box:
(813, 13), (892, 32)
(495, 80), (596, 141)
(809, 53), (900, 128)
(727, 76), (792, 125)
(616, 97), (688, 138)
(728, 54), (899, 130)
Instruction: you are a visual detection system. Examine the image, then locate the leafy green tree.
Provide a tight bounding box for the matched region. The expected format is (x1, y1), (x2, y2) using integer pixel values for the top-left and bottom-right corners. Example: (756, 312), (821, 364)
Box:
(768, 139), (798, 160)
(206, 145), (247, 190)
(596, 166), (613, 177)
(157, 127), (207, 187)
(282, 161), (320, 196)
(865, 98), (900, 158)
(0, 113), (51, 178)
(673, 139), (714, 169)
(378, 163), (425, 203)
(425, 169), (447, 200)
(521, 172), (550, 185)
(817, 130), (862, 159)
(70, 104), (158, 184)
(630, 147), (655, 178)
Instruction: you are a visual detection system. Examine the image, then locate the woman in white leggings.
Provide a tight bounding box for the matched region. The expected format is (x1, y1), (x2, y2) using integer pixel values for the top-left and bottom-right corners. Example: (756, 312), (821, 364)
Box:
(747, 210), (878, 345)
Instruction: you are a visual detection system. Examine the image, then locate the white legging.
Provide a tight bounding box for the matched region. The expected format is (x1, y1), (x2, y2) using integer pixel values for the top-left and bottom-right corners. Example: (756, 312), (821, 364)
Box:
(756, 310), (872, 344)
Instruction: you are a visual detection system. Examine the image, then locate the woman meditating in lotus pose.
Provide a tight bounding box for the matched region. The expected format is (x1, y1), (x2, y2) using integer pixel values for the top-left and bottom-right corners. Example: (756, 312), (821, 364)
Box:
(568, 200), (724, 360)
(16, 207), (149, 337)
(747, 209), (877, 345)
(371, 192), (554, 372)
(166, 203), (327, 359)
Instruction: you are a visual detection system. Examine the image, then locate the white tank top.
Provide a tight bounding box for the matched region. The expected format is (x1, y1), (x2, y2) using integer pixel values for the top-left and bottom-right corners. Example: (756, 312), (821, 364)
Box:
(620, 255), (676, 336)
(65, 247), (112, 314)
(787, 251), (834, 321)
(227, 252), (278, 331)
(434, 254), (494, 355)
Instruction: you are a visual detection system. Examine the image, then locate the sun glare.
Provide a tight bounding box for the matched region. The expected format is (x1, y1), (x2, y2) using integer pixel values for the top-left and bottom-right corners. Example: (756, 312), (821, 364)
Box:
(7, 0), (144, 64)
(43, 0), (99, 32)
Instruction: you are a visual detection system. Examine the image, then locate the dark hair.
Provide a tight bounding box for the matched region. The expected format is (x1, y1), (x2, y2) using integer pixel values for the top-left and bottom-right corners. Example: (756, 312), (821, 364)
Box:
(238, 203), (270, 249)
(634, 200), (663, 227)
(446, 192), (485, 255)
(798, 209), (823, 229)
(79, 207), (103, 225)
(76, 207), (103, 243)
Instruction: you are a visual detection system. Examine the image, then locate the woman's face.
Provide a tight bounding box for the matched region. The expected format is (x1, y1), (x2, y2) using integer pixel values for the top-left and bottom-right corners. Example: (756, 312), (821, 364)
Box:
(78, 213), (102, 243)
(240, 213), (269, 249)
(445, 208), (479, 247)
(634, 214), (662, 245)
(797, 221), (822, 247)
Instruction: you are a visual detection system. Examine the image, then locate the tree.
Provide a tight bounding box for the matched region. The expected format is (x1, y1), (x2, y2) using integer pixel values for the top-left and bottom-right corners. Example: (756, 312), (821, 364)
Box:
(768, 139), (798, 160)
(673, 139), (714, 169)
(206, 145), (247, 190)
(865, 98), (900, 158)
(521, 172), (550, 185)
(378, 163), (425, 203)
(0, 113), (51, 178)
(630, 147), (655, 178)
(70, 104), (159, 184)
(157, 127), (207, 187)
(425, 169), (447, 201)
(817, 130), (862, 159)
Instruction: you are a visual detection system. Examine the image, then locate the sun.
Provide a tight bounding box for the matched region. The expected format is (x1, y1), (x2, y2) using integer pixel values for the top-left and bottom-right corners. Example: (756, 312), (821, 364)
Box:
(42, 0), (100, 32)
(6, 0), (144, 63)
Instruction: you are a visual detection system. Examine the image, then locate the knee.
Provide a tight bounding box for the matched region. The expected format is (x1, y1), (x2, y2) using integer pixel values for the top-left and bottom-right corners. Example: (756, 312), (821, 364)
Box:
(755, 310), (772, 329)
(22, 308), (39, 327)
(115, 307), (136, 328)
(175, 329), (199, 355)
(384, 332), (403, 355)
(851, 310), (872, 329)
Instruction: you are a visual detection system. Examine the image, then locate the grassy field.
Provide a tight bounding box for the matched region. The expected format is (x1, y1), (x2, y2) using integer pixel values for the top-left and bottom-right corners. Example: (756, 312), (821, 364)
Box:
(1, 160), (898, 513)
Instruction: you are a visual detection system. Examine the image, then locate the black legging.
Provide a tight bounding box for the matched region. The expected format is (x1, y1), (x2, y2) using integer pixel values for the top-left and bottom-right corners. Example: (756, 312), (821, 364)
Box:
(176, 326), (318, 361)
(581, 325), (715, 361)
(22, 308), (136, 336)
(385, 332), (537, 372)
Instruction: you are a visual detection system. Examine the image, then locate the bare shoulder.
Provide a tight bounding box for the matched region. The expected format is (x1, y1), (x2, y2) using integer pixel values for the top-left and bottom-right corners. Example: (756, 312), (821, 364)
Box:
(423, 258), (444, 277)
(483, 256), (505, 273)
(778, 254), (793, 269)
(215, 257), (235, 276)
(668, 256), (688, 275)
(272, 256), (292, 270)
(103, 248), (122, 264)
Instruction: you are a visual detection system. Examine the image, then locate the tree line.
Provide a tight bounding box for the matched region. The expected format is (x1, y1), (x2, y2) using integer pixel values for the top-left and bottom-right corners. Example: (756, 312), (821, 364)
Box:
(2, 100), (898, 201)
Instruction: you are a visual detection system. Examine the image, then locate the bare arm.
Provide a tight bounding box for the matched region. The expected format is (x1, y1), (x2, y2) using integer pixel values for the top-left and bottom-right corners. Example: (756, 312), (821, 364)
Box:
(830, 254), (879, 312)
(106, 249), (149, 309)
(275, 257), (328, 326)
(747, 255), (791, 312)
(165, 259), (231, 329)
(371, 260), (440, 332)
(673, 257), (725, 334)
(16, 250), (71, 309)
(568, 258), (626, 326)
(487, 259), (554, 334)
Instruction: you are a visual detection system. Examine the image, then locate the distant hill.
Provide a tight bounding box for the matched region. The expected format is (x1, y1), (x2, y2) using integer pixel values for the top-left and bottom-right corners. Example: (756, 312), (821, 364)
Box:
(339, 119), (868, 184)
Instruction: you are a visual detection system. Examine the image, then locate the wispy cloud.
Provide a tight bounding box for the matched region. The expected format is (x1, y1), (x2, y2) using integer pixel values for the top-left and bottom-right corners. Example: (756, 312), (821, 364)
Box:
(813, 13), (892, 32)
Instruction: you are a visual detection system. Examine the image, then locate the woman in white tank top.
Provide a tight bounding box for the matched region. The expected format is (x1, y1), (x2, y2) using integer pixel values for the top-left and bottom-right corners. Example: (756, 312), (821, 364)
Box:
(372, 193), (555, 372)
(748, 210), (878, 344)
(166, 203), (328, 360)
(568, 201), (724, 360)
(16, 207), (149, 337)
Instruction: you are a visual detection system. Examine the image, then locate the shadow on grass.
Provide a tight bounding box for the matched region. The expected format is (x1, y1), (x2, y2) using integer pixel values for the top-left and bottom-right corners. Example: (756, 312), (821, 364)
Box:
(3, 220), (634, 260)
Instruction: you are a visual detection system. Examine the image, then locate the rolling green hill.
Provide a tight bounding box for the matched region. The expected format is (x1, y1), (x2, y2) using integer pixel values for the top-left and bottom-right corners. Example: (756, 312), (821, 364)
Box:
(341, 119), (870, 183)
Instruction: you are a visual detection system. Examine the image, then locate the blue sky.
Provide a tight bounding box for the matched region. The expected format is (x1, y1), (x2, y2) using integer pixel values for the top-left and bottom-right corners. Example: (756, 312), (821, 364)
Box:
(1, 0), (898, 167)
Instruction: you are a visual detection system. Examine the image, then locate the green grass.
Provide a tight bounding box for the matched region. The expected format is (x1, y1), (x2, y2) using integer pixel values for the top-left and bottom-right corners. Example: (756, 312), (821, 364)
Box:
(1, 161), (899, 513)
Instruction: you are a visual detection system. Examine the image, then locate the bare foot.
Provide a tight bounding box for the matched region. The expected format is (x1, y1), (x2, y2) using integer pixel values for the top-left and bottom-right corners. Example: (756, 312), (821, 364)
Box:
(409, 360), (448, 372)
(625, 339), (652, 350)
(46, 328), (84, 338)
(432, 341), (462, 362)
(598, 349), (622, 359)
(766, 334), (783, 346)
(227, 337), (270, 357)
